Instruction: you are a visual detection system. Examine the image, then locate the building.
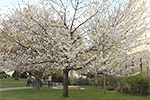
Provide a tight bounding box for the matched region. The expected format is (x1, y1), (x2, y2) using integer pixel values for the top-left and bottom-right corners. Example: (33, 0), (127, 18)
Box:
(122, 0), (150, 74)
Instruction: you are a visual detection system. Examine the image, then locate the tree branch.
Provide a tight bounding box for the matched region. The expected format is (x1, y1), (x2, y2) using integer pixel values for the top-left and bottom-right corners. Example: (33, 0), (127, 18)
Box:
(68, 67), (82, 71)
(71, 11), (98, 35)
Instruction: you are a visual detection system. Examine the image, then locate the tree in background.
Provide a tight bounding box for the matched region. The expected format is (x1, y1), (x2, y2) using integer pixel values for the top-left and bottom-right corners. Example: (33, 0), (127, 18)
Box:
(0, 4), (58, 91)
(84, 0), (149, 94)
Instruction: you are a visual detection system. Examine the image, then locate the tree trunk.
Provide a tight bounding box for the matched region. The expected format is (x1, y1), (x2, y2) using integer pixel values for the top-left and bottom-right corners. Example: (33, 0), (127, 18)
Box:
(15, 74), (19, 80)
(63, 69), (69, 97)
(35, 71), (41, 91)
(36, 76), (40, 91)
(14, 70), (19, 80)
(103, 73), (106, 94)
(95, 73), (98, 89)
(36, 78), (40, 91)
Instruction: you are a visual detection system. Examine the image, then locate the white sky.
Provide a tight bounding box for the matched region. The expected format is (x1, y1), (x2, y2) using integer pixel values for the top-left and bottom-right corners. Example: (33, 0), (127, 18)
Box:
(0, 0), (39, 7)
(0, 0), (39, 14)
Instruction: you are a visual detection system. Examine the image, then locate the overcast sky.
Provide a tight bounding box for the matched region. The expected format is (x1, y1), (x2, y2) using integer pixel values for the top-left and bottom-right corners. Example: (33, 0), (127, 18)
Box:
(0, 0), (39, 14)
(0, 0), (39, 7)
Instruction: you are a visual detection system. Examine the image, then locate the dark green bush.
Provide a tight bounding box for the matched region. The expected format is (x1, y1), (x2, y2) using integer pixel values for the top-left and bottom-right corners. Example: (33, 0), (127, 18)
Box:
(52, 74), (63, 82)
(105, 85), (116, 91)
(0, 71), (6, 74)
(122, 86), (130, 94)
(20, 72), (28, 78)
(95, 75), (119, 87)
(77, 77), (90, 85)
(121, 72), (150, 95)
(114, 87), (122, 92)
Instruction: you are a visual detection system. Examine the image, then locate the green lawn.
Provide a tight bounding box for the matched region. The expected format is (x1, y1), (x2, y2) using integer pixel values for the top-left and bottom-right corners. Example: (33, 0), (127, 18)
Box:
(0, 78), (27, 88)
(0, 78), (48, 88)
(0, 86), (150, 100)
(0, 78), (27, 83)
(0, 82), (27, 88)
(0, 78), (150, 100)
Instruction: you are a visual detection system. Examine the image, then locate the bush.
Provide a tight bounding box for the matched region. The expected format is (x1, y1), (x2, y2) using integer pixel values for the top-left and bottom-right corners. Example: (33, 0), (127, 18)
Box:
(121, 72), (150, 95)
(0, 71), (6, 74)
(114, 87), (122, 92)
(77, 77), (91, 85)
(68, 77), (91, 85)
(122, 86), (130, 94)
(20, 72), (28, 78)
(105, 85), (116, 91)
(95, 75), (119, 87)
(52, 74), (63, 82)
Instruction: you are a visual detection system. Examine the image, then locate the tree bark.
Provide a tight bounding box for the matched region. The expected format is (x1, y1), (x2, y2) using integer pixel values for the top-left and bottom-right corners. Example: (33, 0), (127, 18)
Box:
(14, 74), (19, 80)
(14, 70), (19, 80)
(35, 71), (41, 91)
(63, 69), (69, 97)
(35, 76), (40, 91)
(103, 73), (106, 94)
(95, 73), (98, 89)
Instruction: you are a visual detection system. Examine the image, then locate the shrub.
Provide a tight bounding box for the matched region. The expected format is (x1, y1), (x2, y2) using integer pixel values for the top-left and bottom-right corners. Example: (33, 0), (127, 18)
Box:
(0, 71), (6, 74)
(52, 74), (63, 83)
(114, 87), (122, 92)
(77, 77), (90, 85)
(20, 72), (28, 78)
(105, 85), (116, 91)
(70, 77), (78, 85)
(122, 86), (130, 94)
(96, 75), (119, 87)
(121, 72), (150, 95)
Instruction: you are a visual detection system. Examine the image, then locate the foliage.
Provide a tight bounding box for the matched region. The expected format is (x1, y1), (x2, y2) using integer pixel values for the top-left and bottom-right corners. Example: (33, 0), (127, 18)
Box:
(52, 74), (63, 83)
(94, 75), (119, 86)
(69, 77), (78, 85)
(105, 85), (116, 91)
(0, 71), (6, 74)
(69, 77), (91, 85)
(20, 72), (28, 78)
(121, 72), (150, 95)
(115, 87), (122, 92)
(77, 77), (91, 85)
(85, 0), (149, 76)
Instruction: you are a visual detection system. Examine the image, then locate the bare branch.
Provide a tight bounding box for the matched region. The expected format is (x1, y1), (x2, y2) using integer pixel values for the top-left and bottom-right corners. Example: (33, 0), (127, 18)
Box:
(70, 1), (79, 32)
(71, 11), (98, 35)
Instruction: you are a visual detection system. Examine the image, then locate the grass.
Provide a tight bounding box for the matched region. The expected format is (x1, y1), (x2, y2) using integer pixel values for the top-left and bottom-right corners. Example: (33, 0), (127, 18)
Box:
(0, 78), (27, 88)
(0, 78), (150, 100)
(0, 78), (48, 88)
(0, 78), (27, 83)
(0, 86), (150, 100)
(0, 82), (27, 88)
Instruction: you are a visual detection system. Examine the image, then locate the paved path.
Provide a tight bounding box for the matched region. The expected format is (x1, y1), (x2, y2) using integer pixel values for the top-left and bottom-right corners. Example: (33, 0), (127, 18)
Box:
(0, 85), (51, 91)
(0, 87), (33, 91)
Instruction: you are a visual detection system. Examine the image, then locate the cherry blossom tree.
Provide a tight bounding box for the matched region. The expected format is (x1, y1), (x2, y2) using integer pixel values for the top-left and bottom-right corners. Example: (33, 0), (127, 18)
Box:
(0, 0), (99, 95)
(84, 0), (150, 94)
(0, 4), (59, 90)
(1, 0), (149, 97)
